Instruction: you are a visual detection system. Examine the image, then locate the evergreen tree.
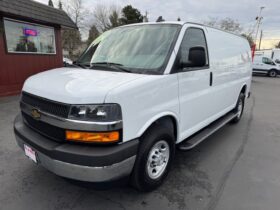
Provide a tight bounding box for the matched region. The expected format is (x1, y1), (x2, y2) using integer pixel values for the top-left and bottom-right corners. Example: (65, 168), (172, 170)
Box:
(156, 16), (165, 22)
(109, 10), (120, 28)
(87, 25), (100, 45)
(119, 5), (143, 25)
(48, 0), (54, 7)
(58, 0), (63, 10)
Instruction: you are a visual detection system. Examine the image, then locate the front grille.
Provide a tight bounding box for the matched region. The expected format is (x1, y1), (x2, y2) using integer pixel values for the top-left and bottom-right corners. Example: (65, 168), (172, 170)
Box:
(22, 112), (65, 142)
(21, 92), (70, 118)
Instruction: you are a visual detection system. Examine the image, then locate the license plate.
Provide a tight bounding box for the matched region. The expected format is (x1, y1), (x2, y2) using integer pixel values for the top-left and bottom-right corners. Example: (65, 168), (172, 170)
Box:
(24, 144), (37, 163)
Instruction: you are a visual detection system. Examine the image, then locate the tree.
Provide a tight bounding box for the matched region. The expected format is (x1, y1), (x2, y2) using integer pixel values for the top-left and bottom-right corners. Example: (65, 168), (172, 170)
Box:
(204, 17), (242, 33)
(275, 41), (280, 49)
(63, 0), (89, 30)
(87, 25), (100, 45)
(91, 4), (143, 32)
(48, 0), (54, 7)
(61, 0), (87, 60)
(242, 34), (255, 48)
(92, 4), (121, 32)
(58, 0), (63, 10)
(119, 5), (143, 25)
(62, 29), (81, 60)
(109, 10), (121, 28)
(220, 18), (242, 33)
(156, 16), (165, 22)
(204, 17), (218, 27)
(92, 4), (111, 32)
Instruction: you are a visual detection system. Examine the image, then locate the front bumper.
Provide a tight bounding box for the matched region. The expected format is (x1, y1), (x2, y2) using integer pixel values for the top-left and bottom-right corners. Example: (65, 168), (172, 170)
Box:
(14, 114), (139, 182)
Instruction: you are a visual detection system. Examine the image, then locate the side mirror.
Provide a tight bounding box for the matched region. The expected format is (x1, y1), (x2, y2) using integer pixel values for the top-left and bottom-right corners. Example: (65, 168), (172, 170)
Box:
(181, 46), (206, 68)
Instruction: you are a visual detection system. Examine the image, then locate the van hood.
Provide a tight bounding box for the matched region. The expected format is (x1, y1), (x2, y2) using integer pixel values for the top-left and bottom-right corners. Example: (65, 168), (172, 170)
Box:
(23, 68), (147, 104)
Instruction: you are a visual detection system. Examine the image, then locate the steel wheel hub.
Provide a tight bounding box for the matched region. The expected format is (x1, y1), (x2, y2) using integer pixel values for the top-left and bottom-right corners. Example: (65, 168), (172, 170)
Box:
(146, 140), (170, 179)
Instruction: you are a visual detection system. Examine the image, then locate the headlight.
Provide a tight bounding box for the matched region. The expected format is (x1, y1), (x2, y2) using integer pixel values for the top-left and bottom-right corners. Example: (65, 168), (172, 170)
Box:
(68, 104), (122, 122)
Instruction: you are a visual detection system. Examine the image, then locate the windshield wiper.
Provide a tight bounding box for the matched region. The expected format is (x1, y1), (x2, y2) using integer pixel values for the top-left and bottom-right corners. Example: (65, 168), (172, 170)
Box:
(67, 62), (87, 69)
(90, 62), (132, 73)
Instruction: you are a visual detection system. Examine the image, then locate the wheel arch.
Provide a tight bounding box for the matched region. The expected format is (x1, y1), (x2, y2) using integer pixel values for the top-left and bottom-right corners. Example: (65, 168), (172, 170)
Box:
(137, 112), (179, 143)
(240, 84), (247, 95)
(234, 84), (247, 105)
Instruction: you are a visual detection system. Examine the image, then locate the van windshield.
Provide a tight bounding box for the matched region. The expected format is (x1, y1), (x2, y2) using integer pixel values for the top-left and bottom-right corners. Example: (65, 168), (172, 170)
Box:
(77, 24), (181, 74)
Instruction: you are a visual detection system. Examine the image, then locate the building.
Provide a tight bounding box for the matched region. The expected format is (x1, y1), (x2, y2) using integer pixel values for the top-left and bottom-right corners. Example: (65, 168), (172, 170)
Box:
(0, 0), (77, 96)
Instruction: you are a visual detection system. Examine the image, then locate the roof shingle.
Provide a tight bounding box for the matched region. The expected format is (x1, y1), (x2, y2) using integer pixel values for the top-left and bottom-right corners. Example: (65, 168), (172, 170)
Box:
(0, 0), (77, 29)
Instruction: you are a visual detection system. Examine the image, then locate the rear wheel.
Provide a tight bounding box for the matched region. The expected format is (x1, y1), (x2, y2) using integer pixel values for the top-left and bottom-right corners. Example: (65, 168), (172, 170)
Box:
(231, 92), (245, 124)
(130, 123), (175, 191)
(268, 70), (277, 77)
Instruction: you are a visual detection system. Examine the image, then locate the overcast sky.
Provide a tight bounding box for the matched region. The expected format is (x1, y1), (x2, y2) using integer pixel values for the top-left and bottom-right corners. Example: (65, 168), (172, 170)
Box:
(34, 0), (280, 49)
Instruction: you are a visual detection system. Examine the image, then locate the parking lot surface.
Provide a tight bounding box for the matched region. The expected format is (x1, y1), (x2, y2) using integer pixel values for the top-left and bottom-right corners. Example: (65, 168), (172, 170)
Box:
(1, 76), (280, 210)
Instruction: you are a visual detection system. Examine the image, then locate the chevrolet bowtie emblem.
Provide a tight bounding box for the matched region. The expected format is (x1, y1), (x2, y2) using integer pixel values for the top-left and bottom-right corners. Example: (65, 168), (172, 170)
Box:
(31, 109), (41, 119)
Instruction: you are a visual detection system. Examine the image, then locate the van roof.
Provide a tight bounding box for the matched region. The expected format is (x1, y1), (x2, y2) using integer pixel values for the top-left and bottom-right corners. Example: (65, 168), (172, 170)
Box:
(119, 21), (247, 41)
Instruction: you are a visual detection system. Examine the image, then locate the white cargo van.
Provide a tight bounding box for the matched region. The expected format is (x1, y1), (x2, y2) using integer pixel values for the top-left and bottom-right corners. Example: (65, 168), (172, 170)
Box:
(255, 49), (280, 65)
(14, 22), (252, 191)
(253, 55), (280, 77)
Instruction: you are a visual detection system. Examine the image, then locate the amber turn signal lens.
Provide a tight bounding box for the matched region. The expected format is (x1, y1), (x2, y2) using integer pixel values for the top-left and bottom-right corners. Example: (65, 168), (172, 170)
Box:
(66, 131), (120, 143)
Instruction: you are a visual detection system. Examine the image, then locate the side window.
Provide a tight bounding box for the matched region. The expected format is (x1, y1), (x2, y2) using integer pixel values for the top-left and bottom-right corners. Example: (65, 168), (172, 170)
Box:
(262, 57), (268, 64)
(179, 28), (209, 69)
(262, 57), (274, 65)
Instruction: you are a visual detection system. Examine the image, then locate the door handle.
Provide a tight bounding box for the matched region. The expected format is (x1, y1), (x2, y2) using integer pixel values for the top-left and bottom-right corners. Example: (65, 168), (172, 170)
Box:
(210, 72), (213, 86)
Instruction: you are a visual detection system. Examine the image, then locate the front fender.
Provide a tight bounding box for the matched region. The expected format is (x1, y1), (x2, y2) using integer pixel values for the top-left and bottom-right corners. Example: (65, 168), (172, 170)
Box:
(136, 112), (180, 142)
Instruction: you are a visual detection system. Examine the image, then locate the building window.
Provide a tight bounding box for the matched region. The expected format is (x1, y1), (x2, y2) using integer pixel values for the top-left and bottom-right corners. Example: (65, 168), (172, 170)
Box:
(4, 19), (56, 54)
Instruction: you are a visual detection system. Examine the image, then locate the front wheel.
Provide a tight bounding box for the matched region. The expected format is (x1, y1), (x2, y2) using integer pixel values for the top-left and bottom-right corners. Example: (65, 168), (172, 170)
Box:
(130, 123), (175, 191)
(231, 93), (245, 124)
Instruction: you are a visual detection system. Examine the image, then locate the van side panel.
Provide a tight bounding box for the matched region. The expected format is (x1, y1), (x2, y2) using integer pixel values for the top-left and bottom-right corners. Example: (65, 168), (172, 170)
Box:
(174, 25), (252, 142)
(206, 27), (252, 113)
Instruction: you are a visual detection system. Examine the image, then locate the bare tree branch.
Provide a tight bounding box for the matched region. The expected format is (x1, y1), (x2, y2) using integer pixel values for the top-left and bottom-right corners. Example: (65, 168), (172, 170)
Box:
(91, 4), (121, 32)
(204, 17), (243, 33)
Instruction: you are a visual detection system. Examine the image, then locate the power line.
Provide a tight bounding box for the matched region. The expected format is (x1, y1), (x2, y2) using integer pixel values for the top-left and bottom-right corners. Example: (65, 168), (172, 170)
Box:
(259, 38), (280, 40)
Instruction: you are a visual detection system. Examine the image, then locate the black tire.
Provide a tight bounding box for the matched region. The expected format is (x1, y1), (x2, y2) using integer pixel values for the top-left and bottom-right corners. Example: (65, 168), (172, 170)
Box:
(130, 122), (175, 192)
(268, 70), (277, 77)
(231, 92), (245, 124)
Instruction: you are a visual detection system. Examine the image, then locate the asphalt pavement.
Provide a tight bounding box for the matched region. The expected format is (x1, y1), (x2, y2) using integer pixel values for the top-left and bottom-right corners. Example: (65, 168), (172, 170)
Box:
(0, 76), (280, 210)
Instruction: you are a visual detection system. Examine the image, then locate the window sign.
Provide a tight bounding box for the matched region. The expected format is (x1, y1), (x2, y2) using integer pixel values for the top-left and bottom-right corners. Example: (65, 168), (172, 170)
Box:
(4, 19), (56, 54)
(23, 28), (38, 37)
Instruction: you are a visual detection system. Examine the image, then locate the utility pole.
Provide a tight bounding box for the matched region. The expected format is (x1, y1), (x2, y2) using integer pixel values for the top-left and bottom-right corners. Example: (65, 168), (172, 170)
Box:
(252, 6), (265, 61)
(259, 30), (263, 50)
(255, 6), (265, 43)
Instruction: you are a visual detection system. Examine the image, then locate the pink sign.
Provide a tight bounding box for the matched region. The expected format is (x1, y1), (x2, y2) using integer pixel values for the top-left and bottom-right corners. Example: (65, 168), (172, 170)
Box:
(23, 28), (38, 36)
